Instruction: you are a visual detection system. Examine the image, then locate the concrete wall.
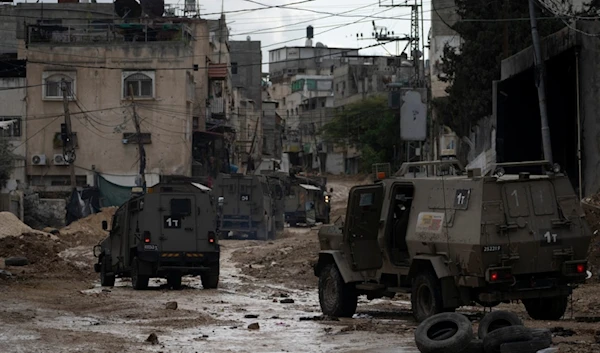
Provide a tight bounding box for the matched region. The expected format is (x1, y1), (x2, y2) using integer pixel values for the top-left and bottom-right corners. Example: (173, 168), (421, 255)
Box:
(231, 40), (262, 111)
(0, 76), (27, 193)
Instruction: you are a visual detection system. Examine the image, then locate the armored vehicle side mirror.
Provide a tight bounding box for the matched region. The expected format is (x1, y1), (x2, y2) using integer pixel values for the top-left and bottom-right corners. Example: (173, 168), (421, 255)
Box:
(102, 220), (108, 231)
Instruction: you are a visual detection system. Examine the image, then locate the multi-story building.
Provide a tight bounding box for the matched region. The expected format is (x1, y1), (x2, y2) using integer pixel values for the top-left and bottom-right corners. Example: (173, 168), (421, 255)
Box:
(230, 38), (263, 172)
(0, 2), (234, 196)
(0, 57), (27, 193)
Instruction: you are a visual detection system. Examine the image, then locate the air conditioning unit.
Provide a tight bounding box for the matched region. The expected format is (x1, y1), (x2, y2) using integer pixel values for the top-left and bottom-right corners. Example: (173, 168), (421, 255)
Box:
(53, 154), (69, 166)
(31, 154), (47, 166)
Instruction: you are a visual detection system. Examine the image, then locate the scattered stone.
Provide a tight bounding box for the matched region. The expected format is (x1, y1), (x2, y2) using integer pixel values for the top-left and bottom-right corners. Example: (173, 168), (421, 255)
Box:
(299, 315), (339, 321)
(272, 299), (278, 303)
(551, 327), (577, 337)
(280, 298), (295, 304)
(248, 323), (260, 330)
(0, 269), (13, 280)
(146, 333), (159, 345)
(43, 227), (60, 235)
(4, 257), (29, 267)
(279, 293), (289, 298)
(244, 314), (259, 319)
(271, 316), (280, 319)
(165, 302), (178, 310)
(101, 289), (111, 293)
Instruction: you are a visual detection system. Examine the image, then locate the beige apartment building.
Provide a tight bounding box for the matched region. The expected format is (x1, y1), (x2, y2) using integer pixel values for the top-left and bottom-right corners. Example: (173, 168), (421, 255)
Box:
(4, 3), (233, 193)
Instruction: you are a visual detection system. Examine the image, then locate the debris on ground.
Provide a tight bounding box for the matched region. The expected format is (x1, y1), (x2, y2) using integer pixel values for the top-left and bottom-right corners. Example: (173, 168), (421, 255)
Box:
(414, 311), (554, 353)
(4, 256), (29, 267)
(145, 333), (159, 345)
(59, 207), (117, 246)
(0, 212), (52, 239)
(280, 298), (295, 304)
(244, 314), (259, 319)
(248, 322), (260, 330)
(165, 302), (178, 310)
(0, 269), (13, 279)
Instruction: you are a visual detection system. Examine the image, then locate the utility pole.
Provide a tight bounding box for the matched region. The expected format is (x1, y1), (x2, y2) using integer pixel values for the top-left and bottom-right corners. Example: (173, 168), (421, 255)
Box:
(61, 79), (76, 189)
(503, 0), (509, 58)
(129, 84), (147, 191)
(528, 0), (553, 164)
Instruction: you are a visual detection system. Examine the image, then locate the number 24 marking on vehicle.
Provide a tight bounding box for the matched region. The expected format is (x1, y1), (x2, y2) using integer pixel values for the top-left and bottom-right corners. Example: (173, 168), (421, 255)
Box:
(544, 231), (558, 243)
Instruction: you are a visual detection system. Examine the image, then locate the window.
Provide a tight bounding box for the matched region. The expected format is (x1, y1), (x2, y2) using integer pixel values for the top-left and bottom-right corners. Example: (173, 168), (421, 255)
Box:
(170, 199), (191, 216)
(123, 132), (152, 144)
(0, 117), (21, 137)
(43, 72), (76, 100)
(231, 62), (238, 74)
(193, 116), (199, 130)
(122, 71), (155, 99)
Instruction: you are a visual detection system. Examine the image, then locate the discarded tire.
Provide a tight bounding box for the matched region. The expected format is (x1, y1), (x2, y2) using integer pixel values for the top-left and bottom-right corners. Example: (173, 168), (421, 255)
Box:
(478, 311), (523, 340)
(4, 257), (29, 267)
(499, 337), (552, 353)
(529, 328), (553, 346)
(414, 312), (474, 353)
(461, 338), (484, 353)
(482, 326), (533, 353)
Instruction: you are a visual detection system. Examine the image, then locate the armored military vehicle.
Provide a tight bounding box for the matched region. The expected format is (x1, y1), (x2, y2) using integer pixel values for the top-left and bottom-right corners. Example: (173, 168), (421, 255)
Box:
(213, 173), (276, 240)
(93, 182), (220, 290)
(314, 160), (591, 322)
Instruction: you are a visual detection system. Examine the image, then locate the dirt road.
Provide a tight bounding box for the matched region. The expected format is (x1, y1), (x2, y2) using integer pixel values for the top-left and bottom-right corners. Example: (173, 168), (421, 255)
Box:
(1, 176), (600, 352)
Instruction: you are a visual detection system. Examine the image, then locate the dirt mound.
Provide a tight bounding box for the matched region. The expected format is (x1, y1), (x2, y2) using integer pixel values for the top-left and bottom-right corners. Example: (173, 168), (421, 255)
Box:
(0, 232), (86, 279)
(231, 229), (320, 289)
(0, 212), (39, 238)
(582, 198), (600, 278)
(59, 207), (116, 246)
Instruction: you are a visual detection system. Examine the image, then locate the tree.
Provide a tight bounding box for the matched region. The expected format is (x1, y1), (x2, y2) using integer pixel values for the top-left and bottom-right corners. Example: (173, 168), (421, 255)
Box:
(321, 95), (399, 172)
(435, 0), (565, 136)
(0, 137), (14, 189)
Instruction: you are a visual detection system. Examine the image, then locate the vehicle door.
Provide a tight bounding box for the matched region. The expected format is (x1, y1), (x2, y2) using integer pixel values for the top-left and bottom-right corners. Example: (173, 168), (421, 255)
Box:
(160, 195), (197, 252)
(344, 184), (384, 271)
(109, 205), (126, 266)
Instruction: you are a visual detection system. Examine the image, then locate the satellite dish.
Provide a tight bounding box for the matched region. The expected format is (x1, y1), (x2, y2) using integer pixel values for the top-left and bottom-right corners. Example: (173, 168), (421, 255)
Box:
(139, 0), (164, 17)
(315, 42), (325, 48)
(114, 0), (142, 19)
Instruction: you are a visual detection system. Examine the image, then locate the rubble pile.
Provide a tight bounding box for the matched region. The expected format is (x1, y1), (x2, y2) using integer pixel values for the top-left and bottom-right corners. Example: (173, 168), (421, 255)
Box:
(582, 197), (600, 279)
(0, 212), (45, 239)
(232, 230), (320, 289)
(59, 207), (117, 246)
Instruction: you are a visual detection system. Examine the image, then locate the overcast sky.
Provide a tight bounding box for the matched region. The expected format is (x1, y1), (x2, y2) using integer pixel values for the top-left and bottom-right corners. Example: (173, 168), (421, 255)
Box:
(14, 0), (434, 72)
(200, 0), (433, 72)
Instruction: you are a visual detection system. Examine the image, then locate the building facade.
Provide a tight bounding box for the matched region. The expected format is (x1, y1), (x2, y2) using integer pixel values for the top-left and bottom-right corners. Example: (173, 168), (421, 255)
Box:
(0, 2), (234, 194)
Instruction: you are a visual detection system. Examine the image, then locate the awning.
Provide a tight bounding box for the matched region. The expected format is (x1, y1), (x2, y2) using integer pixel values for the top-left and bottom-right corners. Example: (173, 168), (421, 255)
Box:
(300, 183), (321, 191)
(191, 182), (211, 192)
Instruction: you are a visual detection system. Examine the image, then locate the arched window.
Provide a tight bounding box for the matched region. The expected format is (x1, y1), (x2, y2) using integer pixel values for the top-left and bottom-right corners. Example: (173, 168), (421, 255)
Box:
(122, 71), (154, 98)
(43, 72), (75, 99)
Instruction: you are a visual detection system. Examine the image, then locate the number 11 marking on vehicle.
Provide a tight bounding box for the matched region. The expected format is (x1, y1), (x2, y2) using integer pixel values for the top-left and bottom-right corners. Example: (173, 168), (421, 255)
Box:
(544, 231), (557, 243)
(166, 218), (179, 227)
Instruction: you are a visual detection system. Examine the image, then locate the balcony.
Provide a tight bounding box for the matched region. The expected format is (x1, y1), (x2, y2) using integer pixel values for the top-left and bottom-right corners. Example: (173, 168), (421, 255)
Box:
(27, 22), (193, 45)
(206, 97), (225, 119)
(208, 63), (228, 80)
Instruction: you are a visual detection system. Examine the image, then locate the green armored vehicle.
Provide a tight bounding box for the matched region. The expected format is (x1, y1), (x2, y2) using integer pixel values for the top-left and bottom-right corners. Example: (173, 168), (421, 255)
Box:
(213, 173), (277, 240)
(93, 182), (220, 290)
(314, 160), (591, 322)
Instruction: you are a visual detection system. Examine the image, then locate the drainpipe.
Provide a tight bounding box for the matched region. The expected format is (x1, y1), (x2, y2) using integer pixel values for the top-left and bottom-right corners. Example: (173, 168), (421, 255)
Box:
(576, 49), (582, 199)
(528, 0), (553, 164)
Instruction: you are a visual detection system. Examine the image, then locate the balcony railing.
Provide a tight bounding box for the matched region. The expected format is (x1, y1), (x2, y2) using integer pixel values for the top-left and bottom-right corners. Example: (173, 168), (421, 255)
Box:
(27, 22), (193, 45)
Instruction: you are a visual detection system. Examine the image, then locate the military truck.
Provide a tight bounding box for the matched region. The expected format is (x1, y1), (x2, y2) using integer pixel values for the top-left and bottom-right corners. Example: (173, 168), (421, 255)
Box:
(93, 182), (220, 290)
(213, 173), (276, 240)
(314, 160), (591, 322)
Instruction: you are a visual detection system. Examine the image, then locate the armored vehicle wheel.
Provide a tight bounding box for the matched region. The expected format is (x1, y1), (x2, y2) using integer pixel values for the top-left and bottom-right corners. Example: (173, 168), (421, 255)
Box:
(522, 296), (568, 320)
(100, 256), (115, 287)
(131, 257), (149, 290)
(412, 271), (447, 322)
(201, 266), (219, 289)
(167, 273), (183, 290)
(318, 264), (357, 318)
